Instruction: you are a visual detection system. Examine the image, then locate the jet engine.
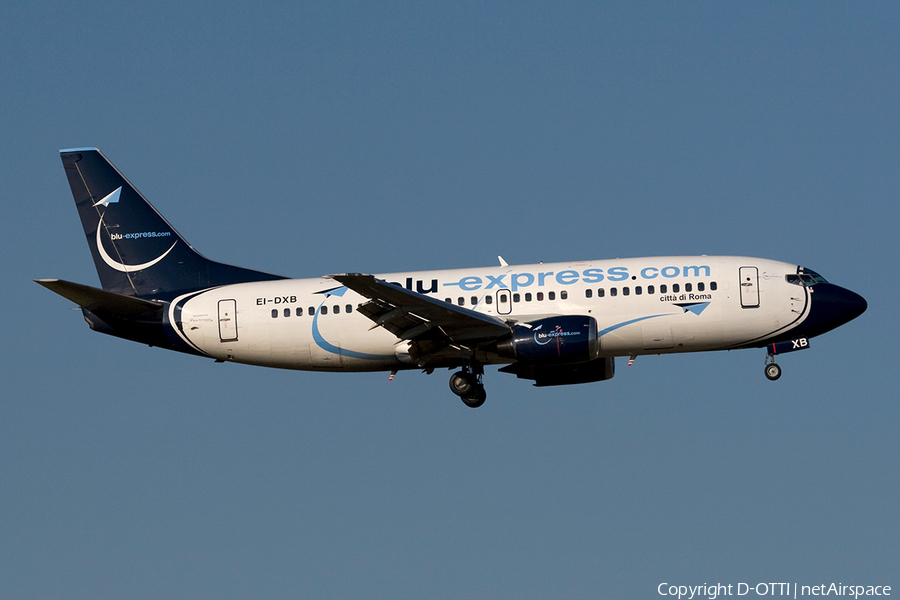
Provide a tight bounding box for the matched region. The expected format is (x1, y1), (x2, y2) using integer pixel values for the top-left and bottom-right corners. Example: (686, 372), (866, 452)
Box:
(497, 315), (599, 365)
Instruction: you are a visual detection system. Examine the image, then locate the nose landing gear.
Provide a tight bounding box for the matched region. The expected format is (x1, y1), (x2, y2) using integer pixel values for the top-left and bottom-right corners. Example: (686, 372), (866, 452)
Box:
(449, 364), (487, 408)
(764, 354), (782, 381)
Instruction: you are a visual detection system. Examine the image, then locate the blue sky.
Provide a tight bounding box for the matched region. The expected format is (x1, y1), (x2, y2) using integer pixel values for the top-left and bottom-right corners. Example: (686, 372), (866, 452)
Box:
(1, 2), (897, 598)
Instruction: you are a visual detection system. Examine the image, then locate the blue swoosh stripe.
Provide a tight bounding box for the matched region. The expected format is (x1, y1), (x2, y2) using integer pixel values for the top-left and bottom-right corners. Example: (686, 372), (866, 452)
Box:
(312, 301), (393, 361)
(598, 314), (667, 338)
(314, 306), (669, 360)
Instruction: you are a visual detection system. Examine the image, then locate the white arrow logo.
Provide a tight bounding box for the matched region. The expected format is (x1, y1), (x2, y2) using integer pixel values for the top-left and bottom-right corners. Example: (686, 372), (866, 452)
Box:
(93, 186), (121, 207)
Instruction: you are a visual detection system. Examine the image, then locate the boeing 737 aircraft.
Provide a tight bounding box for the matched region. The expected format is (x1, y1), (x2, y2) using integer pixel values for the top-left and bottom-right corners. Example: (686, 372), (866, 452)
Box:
(37, 148), (867, 407)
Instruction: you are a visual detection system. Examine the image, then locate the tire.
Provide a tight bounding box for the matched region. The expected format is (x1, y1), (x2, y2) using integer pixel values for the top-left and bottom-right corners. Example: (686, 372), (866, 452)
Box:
(461, 385), (487, 408)
(765, 363), (782, 381)
(449, 371), (475, 396)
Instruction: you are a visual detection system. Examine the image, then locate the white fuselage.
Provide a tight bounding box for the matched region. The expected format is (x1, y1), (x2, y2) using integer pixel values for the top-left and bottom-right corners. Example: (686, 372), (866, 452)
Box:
(169, 256), (809, 372)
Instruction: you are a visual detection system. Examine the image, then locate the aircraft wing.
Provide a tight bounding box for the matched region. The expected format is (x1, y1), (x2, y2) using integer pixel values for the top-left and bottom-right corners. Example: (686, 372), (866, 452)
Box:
(329, 273), (511, 362)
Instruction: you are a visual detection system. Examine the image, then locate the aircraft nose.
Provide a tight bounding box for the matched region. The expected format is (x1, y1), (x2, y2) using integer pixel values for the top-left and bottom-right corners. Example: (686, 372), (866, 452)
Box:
(801, 283), (867, 338)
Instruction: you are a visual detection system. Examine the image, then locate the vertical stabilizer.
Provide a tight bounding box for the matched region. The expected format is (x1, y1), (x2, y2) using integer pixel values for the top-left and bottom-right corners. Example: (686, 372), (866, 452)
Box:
(60, 148), (284, 299)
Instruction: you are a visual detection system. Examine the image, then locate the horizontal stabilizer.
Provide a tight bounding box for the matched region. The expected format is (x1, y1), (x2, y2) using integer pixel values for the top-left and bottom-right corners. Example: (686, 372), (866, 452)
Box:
(35, 279), (163, 314)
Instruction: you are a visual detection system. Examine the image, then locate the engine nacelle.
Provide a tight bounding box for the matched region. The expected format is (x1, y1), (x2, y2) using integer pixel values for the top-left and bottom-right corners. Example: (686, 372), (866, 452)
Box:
(499, 356), (616, 386)
(497, 315), (599, 365)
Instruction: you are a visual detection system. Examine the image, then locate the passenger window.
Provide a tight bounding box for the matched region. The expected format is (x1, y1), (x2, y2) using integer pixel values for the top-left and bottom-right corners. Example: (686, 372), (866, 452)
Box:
(333, 305), (340, 314)
(598, 288), (605, 297)
(296, 307), (303, 317)
(320, 306), (328, 315)
(445, 298), (452, 303)
(698, 282), (705, 292)
(636, 286), (642, 295)
(548, 292), (556, 301)
(346, 304), (352, 313)
(513, 293), (520, 302)
(648, 285), (655, 294)
(711, 282), (717, 291)
(673, 284), (680, 293)
(471, 296), (478, 306)
(309, 307), (315, 315)
(623, 287), (630, 296)
(271, 309), (278, 318)
(611, 288), (618, 297)
(537, 292), (544, 301)
(458, 297), (464, 306)
(685, 283), (692, 292)
(660, 285), (667, 294)
(525, 293), (532, 302)
(585, 289), (592, 298)
(561, 291), (568, 300)
(485, 296), (493, 305)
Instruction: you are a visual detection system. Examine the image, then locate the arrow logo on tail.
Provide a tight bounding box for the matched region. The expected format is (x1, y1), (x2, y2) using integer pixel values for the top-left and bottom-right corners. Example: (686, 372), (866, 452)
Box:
(93, 186), (122, 207)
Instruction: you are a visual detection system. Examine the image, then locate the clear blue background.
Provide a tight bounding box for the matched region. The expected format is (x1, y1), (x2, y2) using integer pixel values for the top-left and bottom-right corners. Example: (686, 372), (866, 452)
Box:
(1, 2), (897, 598)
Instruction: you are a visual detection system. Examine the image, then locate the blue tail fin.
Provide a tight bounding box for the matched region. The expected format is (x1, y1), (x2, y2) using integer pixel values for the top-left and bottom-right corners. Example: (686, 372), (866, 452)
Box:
(60, 148), (285, 299)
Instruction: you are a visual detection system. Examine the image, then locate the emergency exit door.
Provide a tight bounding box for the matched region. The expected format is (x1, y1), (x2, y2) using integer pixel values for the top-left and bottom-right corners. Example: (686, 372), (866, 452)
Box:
(739, 267), (760, 308)
(218, 299), (238, 341)
(496, 290), (512, 315)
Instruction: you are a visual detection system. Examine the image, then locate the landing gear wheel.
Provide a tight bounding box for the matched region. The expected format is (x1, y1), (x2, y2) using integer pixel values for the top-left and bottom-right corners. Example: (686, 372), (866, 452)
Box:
(449, 364), (487, 407)
(765, 363), (782, 381)
(461, 385), (487, 408)
(449, 371), (476, 396)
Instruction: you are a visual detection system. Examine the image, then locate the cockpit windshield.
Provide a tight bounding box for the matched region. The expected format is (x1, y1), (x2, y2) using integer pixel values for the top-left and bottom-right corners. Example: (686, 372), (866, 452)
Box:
(786, 267), (829, 287)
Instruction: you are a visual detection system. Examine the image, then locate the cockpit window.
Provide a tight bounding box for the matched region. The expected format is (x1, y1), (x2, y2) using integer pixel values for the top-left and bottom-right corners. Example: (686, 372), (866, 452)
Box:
(787, 267), (829, 286)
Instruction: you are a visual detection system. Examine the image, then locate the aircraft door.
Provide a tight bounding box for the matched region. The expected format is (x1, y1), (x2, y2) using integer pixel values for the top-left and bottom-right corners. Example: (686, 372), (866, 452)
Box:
(739, 267), (760, 308)
(496, 290), (512, 315)
(218, 299), (239, 341)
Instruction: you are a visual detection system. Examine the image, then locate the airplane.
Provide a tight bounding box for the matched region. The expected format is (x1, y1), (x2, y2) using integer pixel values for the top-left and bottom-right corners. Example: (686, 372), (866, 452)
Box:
(37, 148), (867, 407)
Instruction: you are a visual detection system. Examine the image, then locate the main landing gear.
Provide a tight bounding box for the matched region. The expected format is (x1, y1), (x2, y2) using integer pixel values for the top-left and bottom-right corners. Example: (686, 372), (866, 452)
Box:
(449, 364), (487, 408)
(764, 354), (782, 381)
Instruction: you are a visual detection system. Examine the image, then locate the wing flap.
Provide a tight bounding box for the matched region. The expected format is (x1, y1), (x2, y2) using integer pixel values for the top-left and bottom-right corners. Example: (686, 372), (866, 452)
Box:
(330, 273), (510, 344)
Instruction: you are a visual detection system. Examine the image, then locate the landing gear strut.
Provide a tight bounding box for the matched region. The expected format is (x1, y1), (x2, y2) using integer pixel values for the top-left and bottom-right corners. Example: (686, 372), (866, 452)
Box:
(449, 364), (487, 408)
(764, 354), (782, 381)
